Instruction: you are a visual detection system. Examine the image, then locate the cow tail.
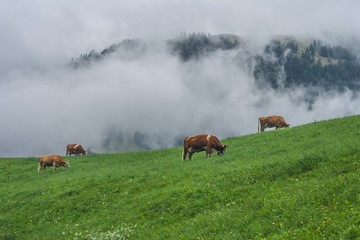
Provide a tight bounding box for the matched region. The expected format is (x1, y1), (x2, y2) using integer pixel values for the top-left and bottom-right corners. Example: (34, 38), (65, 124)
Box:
(258, 118), (260, 133)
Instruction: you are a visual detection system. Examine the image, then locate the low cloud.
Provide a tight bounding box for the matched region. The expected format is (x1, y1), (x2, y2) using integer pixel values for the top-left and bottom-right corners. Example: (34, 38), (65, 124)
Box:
(2, 41), (360, 157)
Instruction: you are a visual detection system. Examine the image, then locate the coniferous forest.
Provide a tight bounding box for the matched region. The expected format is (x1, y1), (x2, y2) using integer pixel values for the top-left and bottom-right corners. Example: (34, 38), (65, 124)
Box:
(71, 33), (360, 96)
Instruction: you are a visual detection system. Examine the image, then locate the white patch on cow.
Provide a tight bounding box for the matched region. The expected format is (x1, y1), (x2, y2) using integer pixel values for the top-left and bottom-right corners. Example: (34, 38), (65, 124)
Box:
(206, 135), (212, 141)
(74, 144), (79, 149)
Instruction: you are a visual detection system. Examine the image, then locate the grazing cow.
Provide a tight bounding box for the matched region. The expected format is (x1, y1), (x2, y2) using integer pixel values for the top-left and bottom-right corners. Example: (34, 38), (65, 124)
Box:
(38, 155), (69, 172)
(182, 134), (227, 161)
(66, 143), (86, 156)
(258, 115), (290, 132)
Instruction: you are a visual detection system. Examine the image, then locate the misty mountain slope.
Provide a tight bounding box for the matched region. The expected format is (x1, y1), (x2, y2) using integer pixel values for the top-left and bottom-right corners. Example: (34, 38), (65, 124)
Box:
(167, 33), (243, 61)
(69, 33), (243, 67)
(70, 33), (360, 95)
(70, 39), (147, 68)
(254, 38), (360, 97)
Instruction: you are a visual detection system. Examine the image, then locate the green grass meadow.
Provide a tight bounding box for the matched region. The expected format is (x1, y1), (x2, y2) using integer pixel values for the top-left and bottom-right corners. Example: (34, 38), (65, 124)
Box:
(1, 115), (360, 239)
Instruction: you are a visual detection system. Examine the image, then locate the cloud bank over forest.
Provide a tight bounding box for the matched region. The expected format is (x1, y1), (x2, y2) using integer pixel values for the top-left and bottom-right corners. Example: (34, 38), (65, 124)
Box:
(1, 0), (360, 157)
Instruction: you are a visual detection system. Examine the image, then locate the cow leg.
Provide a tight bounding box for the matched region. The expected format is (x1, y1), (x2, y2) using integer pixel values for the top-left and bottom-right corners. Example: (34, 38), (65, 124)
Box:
(182, 149), (187, 161)
(205, 147), (212, 158)
(208, 149), (213, 157)
(186, 147), (195, 160)
(261, 125), (265, 132)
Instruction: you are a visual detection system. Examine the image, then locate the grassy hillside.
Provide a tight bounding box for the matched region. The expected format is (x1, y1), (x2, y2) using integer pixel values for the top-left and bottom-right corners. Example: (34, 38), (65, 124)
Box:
(1, 116), (360, 239)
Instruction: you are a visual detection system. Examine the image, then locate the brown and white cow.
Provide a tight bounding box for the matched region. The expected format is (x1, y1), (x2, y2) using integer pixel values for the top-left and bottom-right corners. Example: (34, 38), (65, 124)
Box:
(258, 115), (290, 132)
(182, 134), (227, 161)
(66, 143), (86, 156)
(38, 155), (69, 172)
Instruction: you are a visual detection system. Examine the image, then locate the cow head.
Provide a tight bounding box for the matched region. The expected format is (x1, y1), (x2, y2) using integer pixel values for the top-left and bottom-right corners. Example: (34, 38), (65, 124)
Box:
(217, 144), (227, 155)
(64, 161), (70, 168)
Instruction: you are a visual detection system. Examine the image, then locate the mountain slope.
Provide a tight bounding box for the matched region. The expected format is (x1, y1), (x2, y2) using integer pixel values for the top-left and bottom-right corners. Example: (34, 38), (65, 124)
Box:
(254, 37), (360, 93)
(1, 115), (360, 239)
